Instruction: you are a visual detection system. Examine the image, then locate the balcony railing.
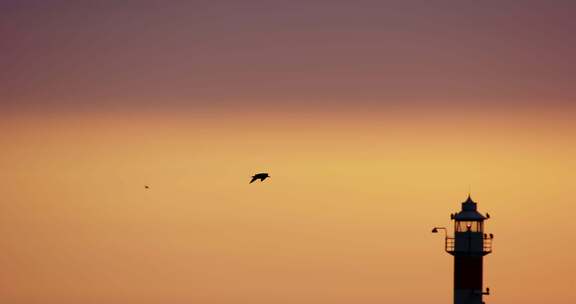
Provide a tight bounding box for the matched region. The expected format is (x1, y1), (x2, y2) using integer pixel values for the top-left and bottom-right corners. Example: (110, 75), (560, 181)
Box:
(445, 237), (455, 252)
(483, 238), (493, 253)
(444, 237), (493, 255)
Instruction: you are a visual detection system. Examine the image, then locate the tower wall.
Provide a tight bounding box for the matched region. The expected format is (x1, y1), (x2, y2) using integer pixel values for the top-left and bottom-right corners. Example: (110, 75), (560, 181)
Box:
(454, 256), (483, 289)
(454, 232), (484, 252)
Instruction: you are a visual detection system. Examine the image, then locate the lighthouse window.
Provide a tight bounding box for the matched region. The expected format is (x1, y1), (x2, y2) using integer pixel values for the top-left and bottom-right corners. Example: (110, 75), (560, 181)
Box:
(455, 221), (483, 232)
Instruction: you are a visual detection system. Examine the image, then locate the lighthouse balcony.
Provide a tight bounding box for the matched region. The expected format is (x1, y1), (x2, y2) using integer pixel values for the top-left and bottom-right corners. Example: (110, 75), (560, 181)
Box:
(444, 237), (493, 255)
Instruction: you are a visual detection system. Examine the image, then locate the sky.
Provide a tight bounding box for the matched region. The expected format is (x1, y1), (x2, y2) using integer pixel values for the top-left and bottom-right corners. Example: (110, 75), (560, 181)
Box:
(1, 1), (576, 304)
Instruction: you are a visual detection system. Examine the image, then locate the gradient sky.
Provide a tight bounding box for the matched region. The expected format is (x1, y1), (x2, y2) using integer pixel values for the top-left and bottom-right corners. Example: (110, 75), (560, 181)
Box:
(1, 1), (576, 304)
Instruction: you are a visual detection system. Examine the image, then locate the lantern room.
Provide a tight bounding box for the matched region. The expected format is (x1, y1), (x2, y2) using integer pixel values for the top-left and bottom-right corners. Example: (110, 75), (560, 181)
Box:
(453, 195), (486, 233)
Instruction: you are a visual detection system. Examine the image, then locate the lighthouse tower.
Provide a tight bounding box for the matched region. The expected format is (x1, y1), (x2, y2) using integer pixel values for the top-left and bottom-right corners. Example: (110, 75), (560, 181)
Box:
(433, 196), (493, 304)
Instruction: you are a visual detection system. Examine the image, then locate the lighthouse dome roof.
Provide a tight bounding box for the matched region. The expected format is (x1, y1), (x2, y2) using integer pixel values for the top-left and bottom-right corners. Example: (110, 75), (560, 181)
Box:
(453, 195), (487, 221)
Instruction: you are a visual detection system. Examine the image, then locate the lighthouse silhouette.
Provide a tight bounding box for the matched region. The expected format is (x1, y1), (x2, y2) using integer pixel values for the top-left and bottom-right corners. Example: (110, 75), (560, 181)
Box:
(433, 195), (493, 304)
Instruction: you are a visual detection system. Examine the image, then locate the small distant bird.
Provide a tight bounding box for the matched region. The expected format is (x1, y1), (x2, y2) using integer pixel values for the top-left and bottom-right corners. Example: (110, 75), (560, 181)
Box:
(145, 185), (150, 189)
(250, 173), (270, 184)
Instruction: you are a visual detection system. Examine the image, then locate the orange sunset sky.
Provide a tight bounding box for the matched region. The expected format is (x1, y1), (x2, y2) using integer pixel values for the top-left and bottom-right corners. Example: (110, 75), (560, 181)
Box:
(1, 1), (576, 304)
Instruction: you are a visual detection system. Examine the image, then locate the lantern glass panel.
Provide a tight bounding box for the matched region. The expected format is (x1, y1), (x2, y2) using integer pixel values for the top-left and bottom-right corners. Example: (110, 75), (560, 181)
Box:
(455, 220), (483, 232)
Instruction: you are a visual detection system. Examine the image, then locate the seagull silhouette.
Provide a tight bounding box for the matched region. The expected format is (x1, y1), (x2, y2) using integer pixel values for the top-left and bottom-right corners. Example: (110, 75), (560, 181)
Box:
(250, 173), (270, 184)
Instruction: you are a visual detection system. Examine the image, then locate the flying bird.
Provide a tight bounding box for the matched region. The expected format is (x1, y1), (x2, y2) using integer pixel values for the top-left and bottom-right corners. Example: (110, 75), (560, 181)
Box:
(250, 173), (270, 184)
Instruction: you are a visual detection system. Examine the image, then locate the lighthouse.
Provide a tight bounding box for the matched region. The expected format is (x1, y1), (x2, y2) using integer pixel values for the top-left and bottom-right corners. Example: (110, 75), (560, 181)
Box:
(432, 196), (493, 304)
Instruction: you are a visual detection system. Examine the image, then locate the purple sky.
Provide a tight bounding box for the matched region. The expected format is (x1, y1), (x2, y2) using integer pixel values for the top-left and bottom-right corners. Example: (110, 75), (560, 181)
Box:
(2, 1), (575, 114)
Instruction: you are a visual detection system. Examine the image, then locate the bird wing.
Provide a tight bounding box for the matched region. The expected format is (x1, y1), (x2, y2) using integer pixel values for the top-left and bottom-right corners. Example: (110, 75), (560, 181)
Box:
(250, 176), (258, 183)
